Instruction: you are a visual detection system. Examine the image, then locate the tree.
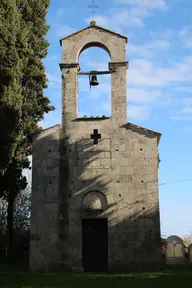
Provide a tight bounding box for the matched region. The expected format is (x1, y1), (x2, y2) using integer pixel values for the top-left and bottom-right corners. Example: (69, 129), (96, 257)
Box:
(0, 179), (31, 262)
(0, 159), (28, 261)
(0, 0), (54, 173)
(0, 179), (31, 233)
(17, 0), (54, 139)
(13, 184), (31, 231)
(0, 0), (28, 175)
(182, 232), (192, 247)
(0, 0), (54, 262)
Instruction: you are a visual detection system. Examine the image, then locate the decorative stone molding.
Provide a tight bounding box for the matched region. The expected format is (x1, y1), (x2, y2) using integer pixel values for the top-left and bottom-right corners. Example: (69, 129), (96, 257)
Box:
(109, 61), (129, 72)
(59, 63), (80, 71)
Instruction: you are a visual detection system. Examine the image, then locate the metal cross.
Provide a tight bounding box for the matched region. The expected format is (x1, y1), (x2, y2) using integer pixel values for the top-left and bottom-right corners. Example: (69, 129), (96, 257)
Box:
(90, 129), (101, 145)
(88, 0), (99, 21)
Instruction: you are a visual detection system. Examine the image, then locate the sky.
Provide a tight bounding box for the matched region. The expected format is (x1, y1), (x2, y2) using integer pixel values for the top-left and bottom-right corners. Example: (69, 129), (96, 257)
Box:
(38, 0), (192, 238)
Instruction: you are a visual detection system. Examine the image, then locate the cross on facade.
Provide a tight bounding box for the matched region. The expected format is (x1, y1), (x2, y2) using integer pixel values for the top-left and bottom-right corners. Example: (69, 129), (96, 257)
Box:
(90, 129), (101, 145)
(88, 0), (99, 21)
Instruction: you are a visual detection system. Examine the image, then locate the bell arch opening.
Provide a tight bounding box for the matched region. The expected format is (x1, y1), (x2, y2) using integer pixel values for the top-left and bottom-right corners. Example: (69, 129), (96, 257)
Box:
(77, 45), (111, 118)
(77, 42), (111, 59)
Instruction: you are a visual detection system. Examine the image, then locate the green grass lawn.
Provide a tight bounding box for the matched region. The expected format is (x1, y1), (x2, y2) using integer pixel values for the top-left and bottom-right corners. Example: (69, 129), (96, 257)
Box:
(0, 265), (192, 287)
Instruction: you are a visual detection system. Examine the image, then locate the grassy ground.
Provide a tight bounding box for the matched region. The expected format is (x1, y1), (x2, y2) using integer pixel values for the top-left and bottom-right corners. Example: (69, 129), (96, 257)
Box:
(0, 265), (192, 287)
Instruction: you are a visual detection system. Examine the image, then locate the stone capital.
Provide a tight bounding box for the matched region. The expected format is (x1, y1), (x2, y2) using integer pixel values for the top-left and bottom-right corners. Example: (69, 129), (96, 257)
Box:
(109, 61), (129, 72)
(59, 63), (80, 71)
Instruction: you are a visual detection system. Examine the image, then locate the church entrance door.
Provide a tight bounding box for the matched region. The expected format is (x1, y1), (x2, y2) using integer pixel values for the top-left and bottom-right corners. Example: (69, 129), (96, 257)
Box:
(82, 218), (108, 272)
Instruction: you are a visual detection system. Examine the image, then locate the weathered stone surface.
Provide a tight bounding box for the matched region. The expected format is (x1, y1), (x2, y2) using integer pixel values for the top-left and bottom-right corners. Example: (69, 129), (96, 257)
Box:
(30, 22), (162, 272)
(166, 235), (185, 265)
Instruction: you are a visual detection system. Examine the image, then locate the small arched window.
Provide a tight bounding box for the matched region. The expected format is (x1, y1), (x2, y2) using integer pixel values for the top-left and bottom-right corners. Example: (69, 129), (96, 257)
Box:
(82, 190), (108, 211)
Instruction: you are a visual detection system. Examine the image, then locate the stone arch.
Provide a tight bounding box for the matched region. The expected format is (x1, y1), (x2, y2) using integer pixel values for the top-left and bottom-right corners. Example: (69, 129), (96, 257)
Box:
(77, 41), (111, 117)
(166, 235), (184, 246)
(77, 41), (111, 60)
(61, 28), (126, 63)
(166, 235), (185, 264)
(60, 25), (128, 123)
(82, 190), (108, 211)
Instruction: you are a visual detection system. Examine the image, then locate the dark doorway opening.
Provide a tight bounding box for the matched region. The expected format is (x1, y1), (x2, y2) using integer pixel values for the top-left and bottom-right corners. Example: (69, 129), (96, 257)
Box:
(82, 218), (108, 272)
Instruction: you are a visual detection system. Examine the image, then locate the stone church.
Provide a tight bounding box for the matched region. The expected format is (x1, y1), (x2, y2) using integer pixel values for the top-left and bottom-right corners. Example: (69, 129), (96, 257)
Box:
(29, 21), (162, 272)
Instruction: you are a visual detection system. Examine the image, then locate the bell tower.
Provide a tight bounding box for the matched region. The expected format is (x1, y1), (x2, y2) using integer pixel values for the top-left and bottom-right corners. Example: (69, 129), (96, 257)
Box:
(59, 21), (128, 125)
(30, 20), (161, 272)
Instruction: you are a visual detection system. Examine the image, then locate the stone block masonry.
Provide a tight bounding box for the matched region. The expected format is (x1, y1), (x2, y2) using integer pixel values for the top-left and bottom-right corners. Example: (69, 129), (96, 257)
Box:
(30, 21), (162, 272)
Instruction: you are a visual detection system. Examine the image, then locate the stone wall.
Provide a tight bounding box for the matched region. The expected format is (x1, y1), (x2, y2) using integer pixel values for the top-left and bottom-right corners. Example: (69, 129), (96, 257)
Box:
(30, 125), (61, 271)
(30, 22), (161, 272)
(61, 25), (126, 63)
(60, 24), (128, 125)
(30, 119), (161, 271)
(61, 118), (161, 271)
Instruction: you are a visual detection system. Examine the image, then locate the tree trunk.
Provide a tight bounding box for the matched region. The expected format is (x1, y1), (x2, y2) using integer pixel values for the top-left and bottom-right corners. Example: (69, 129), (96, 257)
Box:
(7, 197), (14, 263)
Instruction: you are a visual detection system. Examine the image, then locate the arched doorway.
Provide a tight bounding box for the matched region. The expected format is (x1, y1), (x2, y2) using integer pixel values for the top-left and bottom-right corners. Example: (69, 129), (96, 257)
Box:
(81, 191), (108, 272)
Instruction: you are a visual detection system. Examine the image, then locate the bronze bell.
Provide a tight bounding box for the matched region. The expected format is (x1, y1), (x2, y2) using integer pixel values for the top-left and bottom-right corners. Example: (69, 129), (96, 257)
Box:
(89, 74), (99, 86)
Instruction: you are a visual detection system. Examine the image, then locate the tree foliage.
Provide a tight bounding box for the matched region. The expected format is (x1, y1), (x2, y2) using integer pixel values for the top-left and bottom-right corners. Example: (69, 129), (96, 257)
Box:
(17, 0), (54, 138)
(0, 182), (31, 233)
(182, 232), (192, 247)
(0, 0), (54, 175)
(0, 0), (53, 261)
(0, 0), (27, 174)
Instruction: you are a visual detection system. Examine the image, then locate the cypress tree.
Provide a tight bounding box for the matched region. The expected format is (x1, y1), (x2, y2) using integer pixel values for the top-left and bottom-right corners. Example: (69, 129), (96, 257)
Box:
(0, 0), (54, 174)
(18, 0), (54, 138)
(0, 0), (27, 174)
(0, 0), (54, 262)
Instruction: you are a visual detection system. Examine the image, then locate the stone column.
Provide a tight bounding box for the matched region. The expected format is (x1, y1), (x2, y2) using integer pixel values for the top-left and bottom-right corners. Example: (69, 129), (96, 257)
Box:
(60, 63), (79, 125)
(109, 62), (128, 125)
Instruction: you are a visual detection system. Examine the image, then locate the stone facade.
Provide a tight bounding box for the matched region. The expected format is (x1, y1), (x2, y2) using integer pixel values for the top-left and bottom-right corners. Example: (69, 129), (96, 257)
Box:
(30, 22), (162, 272)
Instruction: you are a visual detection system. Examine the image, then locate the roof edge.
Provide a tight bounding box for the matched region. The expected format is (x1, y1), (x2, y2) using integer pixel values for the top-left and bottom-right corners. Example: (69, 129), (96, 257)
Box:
(27, 124), (61, 142)
(124, 122), (161, 146)
(59, 25), (128, 45)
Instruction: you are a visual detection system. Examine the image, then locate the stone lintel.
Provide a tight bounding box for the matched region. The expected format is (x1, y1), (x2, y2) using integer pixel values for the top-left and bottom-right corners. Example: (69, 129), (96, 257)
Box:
(59, 63), (80, 71)
(109, 61), (129, 72)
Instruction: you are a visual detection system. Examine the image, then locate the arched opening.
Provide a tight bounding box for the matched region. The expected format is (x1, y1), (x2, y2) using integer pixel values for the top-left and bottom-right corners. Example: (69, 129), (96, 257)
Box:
(78, 42), (111, 59)
(82, 190), (108, 211)
(78, 45), (111, 118)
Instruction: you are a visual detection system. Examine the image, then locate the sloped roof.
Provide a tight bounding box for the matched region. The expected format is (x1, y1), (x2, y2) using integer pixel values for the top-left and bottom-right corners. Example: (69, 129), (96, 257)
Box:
(59, 24), (128, 45)
(28, 124), (61, 142)
(124, 122), (161, 146)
